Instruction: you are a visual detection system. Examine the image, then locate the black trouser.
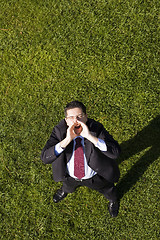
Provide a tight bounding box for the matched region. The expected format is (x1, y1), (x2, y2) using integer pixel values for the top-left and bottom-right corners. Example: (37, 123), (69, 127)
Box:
(62, 174), (118, 202)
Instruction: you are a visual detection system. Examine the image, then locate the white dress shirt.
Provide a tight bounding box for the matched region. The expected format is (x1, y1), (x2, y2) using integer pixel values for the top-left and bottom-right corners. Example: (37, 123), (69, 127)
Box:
(55, 137), (107, 179)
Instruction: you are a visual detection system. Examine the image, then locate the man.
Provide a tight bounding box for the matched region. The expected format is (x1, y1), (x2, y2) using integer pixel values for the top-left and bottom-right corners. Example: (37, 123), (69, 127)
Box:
(41, 101), (121, 217)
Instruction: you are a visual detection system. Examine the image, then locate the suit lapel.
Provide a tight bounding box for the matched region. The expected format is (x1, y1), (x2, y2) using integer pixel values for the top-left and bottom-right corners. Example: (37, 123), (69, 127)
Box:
(84, 139), (92, 164)
(65, 141), (74, 162)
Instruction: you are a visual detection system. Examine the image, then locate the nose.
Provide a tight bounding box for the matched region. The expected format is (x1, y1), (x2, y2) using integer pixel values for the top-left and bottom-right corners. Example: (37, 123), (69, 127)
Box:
(73, 117), (78, 123)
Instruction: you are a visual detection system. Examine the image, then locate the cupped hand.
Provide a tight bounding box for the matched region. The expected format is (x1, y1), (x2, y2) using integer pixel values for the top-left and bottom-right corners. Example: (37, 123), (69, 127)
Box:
(77, 120), (90, 139)
(66, 123), (78, 140)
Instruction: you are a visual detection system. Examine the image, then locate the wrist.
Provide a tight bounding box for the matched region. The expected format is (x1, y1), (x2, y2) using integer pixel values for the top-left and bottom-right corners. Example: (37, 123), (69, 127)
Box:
(60, 136), (72, 148)
(87, 133), (98, 145)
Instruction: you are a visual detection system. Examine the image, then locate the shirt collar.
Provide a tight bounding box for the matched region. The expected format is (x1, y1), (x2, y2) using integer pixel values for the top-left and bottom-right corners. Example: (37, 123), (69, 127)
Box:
(74, 136), (84, 144)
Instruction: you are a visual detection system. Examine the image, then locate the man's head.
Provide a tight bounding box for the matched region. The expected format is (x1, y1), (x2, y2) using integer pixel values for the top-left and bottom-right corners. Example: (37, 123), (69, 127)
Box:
(64, 101), (86, 117)
(64, 101), (87, 134)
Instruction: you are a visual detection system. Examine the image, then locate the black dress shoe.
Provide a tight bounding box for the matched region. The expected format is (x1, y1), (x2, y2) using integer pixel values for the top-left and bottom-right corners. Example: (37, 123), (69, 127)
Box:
(53, 188), (68, 203)
(108, 201), (119, 217)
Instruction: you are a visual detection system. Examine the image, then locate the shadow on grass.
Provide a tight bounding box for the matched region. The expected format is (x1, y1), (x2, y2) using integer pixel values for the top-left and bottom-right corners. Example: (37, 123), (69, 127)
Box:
(117, 115), (160, 200)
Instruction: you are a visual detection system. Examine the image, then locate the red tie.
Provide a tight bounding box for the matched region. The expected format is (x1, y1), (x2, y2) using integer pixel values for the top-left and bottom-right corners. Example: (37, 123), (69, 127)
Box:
(74, 137), (85, 179)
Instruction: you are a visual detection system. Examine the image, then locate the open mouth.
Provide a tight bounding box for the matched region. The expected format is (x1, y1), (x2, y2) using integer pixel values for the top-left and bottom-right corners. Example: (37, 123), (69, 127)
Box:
(74, 124), (82, 135)
(74, 125), (81, 129)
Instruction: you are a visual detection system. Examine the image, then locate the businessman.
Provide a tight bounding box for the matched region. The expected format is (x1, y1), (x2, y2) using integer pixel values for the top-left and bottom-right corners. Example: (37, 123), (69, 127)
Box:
(41, 101), (121, 217)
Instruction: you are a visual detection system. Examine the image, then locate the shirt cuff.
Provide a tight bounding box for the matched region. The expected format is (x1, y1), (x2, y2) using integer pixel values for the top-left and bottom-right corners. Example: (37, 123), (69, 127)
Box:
(54, 143), (65, 156)
(96, 138), (107, 151)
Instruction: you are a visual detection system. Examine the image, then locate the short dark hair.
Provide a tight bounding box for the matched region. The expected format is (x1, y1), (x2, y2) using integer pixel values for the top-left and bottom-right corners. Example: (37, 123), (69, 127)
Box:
(64, 101), (86, 117)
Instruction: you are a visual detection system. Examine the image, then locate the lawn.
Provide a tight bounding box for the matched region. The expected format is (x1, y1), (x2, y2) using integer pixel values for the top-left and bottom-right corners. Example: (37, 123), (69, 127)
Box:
(0, 0), (159, 239)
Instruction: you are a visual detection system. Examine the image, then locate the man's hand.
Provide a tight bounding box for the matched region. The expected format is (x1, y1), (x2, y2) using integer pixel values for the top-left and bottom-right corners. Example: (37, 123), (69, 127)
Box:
(60, 123), (78, 149)
(78, 121), (99, 145)
(77, 121), (90, 139)
(66, 123), (78, 141)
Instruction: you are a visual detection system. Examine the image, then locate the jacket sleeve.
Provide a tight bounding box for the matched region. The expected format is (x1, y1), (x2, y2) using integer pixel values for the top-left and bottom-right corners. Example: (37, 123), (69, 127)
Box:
(88, 120), (121, 183)
(94, 122), (121, 160)
(41, 126), (63, 164)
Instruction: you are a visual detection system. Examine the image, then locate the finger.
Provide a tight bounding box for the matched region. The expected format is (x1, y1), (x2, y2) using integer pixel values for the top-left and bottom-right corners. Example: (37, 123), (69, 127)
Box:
(77, 120), (84, 126)
(69, 123), (76, 129)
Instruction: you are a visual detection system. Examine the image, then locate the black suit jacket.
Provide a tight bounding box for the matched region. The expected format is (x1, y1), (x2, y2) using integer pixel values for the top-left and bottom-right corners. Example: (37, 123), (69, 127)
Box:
(41, 118), (120, 183)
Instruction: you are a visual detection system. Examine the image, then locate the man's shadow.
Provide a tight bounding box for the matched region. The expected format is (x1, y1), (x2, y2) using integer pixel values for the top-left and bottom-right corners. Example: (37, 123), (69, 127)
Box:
(117, 115), (160, 200)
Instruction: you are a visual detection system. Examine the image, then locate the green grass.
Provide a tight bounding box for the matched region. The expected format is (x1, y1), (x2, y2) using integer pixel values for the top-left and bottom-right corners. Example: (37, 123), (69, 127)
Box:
(0, 0), (159, 239)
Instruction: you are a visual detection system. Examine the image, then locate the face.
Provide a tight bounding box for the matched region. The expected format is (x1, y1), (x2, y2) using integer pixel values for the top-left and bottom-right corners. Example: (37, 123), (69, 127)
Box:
(65, 107), (87, 134)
